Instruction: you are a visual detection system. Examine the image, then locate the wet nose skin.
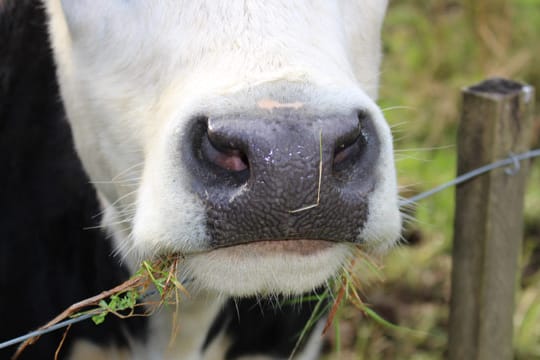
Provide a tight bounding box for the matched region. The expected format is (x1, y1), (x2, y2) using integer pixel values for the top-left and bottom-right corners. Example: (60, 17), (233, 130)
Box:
(184, 109), (381, 248)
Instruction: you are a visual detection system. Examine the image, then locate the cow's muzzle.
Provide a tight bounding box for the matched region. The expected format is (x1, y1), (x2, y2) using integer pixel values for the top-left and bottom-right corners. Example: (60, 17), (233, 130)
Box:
(183, 108), (380, 248)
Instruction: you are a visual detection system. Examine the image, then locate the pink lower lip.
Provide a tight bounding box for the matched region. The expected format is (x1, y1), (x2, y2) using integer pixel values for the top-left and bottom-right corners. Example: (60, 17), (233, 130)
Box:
(212, 239), (334, 256)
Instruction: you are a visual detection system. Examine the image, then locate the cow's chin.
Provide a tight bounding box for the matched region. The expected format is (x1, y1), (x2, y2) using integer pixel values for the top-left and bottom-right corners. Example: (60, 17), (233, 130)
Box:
(182, 241), (352, 297)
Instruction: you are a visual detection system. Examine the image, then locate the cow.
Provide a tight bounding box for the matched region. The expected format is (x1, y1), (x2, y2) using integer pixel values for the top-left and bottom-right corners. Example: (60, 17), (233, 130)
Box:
(0, 0), (401, 359)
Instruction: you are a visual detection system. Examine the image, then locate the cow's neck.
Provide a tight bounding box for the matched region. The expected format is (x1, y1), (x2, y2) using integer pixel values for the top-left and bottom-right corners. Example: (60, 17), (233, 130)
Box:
(136, 292), (226, 360)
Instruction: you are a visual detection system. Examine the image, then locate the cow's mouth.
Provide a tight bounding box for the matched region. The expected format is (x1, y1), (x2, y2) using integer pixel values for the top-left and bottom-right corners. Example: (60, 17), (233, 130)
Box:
(210, 239), (335, 256)
(175, 239), (350, 296)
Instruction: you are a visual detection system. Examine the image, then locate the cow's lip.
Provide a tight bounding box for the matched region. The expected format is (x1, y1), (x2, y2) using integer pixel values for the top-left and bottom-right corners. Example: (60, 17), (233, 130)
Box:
(209, 239), (335, 256)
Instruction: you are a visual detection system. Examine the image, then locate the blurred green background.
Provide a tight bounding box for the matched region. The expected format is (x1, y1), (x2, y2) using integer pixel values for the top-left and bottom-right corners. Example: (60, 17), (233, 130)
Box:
(324, 0), (540, 358)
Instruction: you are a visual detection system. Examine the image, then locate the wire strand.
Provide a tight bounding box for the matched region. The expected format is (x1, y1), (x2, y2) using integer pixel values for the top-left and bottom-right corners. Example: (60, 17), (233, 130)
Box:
(0, 314), (93, 350)
(399, 149), (540, 207)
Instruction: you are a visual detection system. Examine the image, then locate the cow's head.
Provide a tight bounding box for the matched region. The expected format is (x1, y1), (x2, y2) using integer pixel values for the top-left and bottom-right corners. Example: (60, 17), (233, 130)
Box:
(45, 0), (400, 296)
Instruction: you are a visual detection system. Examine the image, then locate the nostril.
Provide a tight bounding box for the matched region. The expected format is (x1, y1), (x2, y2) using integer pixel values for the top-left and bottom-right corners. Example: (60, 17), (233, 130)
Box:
(187, 117), (250, 187)
(332, 111), (370, 173)
(334, 136), (359, 164)
(333, 134), (366, 171)
(197, 118), (250, 175)
(202, 135), (249, 172)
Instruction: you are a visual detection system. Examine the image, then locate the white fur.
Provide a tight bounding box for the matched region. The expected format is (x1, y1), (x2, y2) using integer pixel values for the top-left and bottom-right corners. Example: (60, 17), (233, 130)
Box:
(184, 243), (352, 296)
(45, 0), (399, 358)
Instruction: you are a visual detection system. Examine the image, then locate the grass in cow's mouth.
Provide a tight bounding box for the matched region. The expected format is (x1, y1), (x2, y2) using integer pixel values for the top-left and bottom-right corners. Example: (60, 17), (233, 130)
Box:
(87, 256), (188, 328)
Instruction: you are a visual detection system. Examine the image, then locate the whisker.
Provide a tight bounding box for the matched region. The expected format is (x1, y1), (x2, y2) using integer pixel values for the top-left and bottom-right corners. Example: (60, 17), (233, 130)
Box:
(84, 217), (133, 230)
(90, 177), (142, 185)
(389, 121), (410, 129)
(394, 144), (455, 153)
(92, 189), (139, 219)
(111, 162), (145, 182)
(381, 105), (416, 112)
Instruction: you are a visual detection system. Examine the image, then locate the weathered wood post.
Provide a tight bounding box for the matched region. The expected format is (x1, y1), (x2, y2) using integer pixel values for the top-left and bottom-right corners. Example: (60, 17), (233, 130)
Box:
(448, 78), (535, 360)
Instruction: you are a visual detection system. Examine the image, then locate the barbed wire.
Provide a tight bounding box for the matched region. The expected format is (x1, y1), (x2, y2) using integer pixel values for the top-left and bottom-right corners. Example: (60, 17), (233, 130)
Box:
(1, 149), (539, 352)
(399, 148), (540, 207)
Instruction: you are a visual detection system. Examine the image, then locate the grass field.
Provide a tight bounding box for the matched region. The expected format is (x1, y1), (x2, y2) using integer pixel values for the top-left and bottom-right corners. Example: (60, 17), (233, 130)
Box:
(323, 1), (540, 358)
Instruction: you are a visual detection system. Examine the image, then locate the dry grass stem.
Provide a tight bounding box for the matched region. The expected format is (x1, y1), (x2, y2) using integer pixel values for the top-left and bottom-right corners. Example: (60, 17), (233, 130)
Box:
(289, 129), (323, 214)
(53, 325), (71, 360)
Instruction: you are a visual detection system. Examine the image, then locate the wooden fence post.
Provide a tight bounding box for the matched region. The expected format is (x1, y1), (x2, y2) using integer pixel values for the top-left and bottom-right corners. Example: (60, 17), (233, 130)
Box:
(448, 78), (535, 360)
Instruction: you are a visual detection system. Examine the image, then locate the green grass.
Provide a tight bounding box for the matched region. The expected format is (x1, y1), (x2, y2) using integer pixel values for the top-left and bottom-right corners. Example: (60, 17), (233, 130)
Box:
(323, 0), (540, 358)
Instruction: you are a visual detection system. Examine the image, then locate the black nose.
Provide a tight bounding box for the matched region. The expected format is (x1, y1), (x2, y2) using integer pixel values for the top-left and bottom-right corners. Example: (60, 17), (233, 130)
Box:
(184, 109), (380, 247)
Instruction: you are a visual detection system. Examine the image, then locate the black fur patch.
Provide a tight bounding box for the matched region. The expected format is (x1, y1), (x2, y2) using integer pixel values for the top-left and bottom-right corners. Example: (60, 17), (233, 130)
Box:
(204, 296), (325, 359)
(0, 1), (146, 358)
